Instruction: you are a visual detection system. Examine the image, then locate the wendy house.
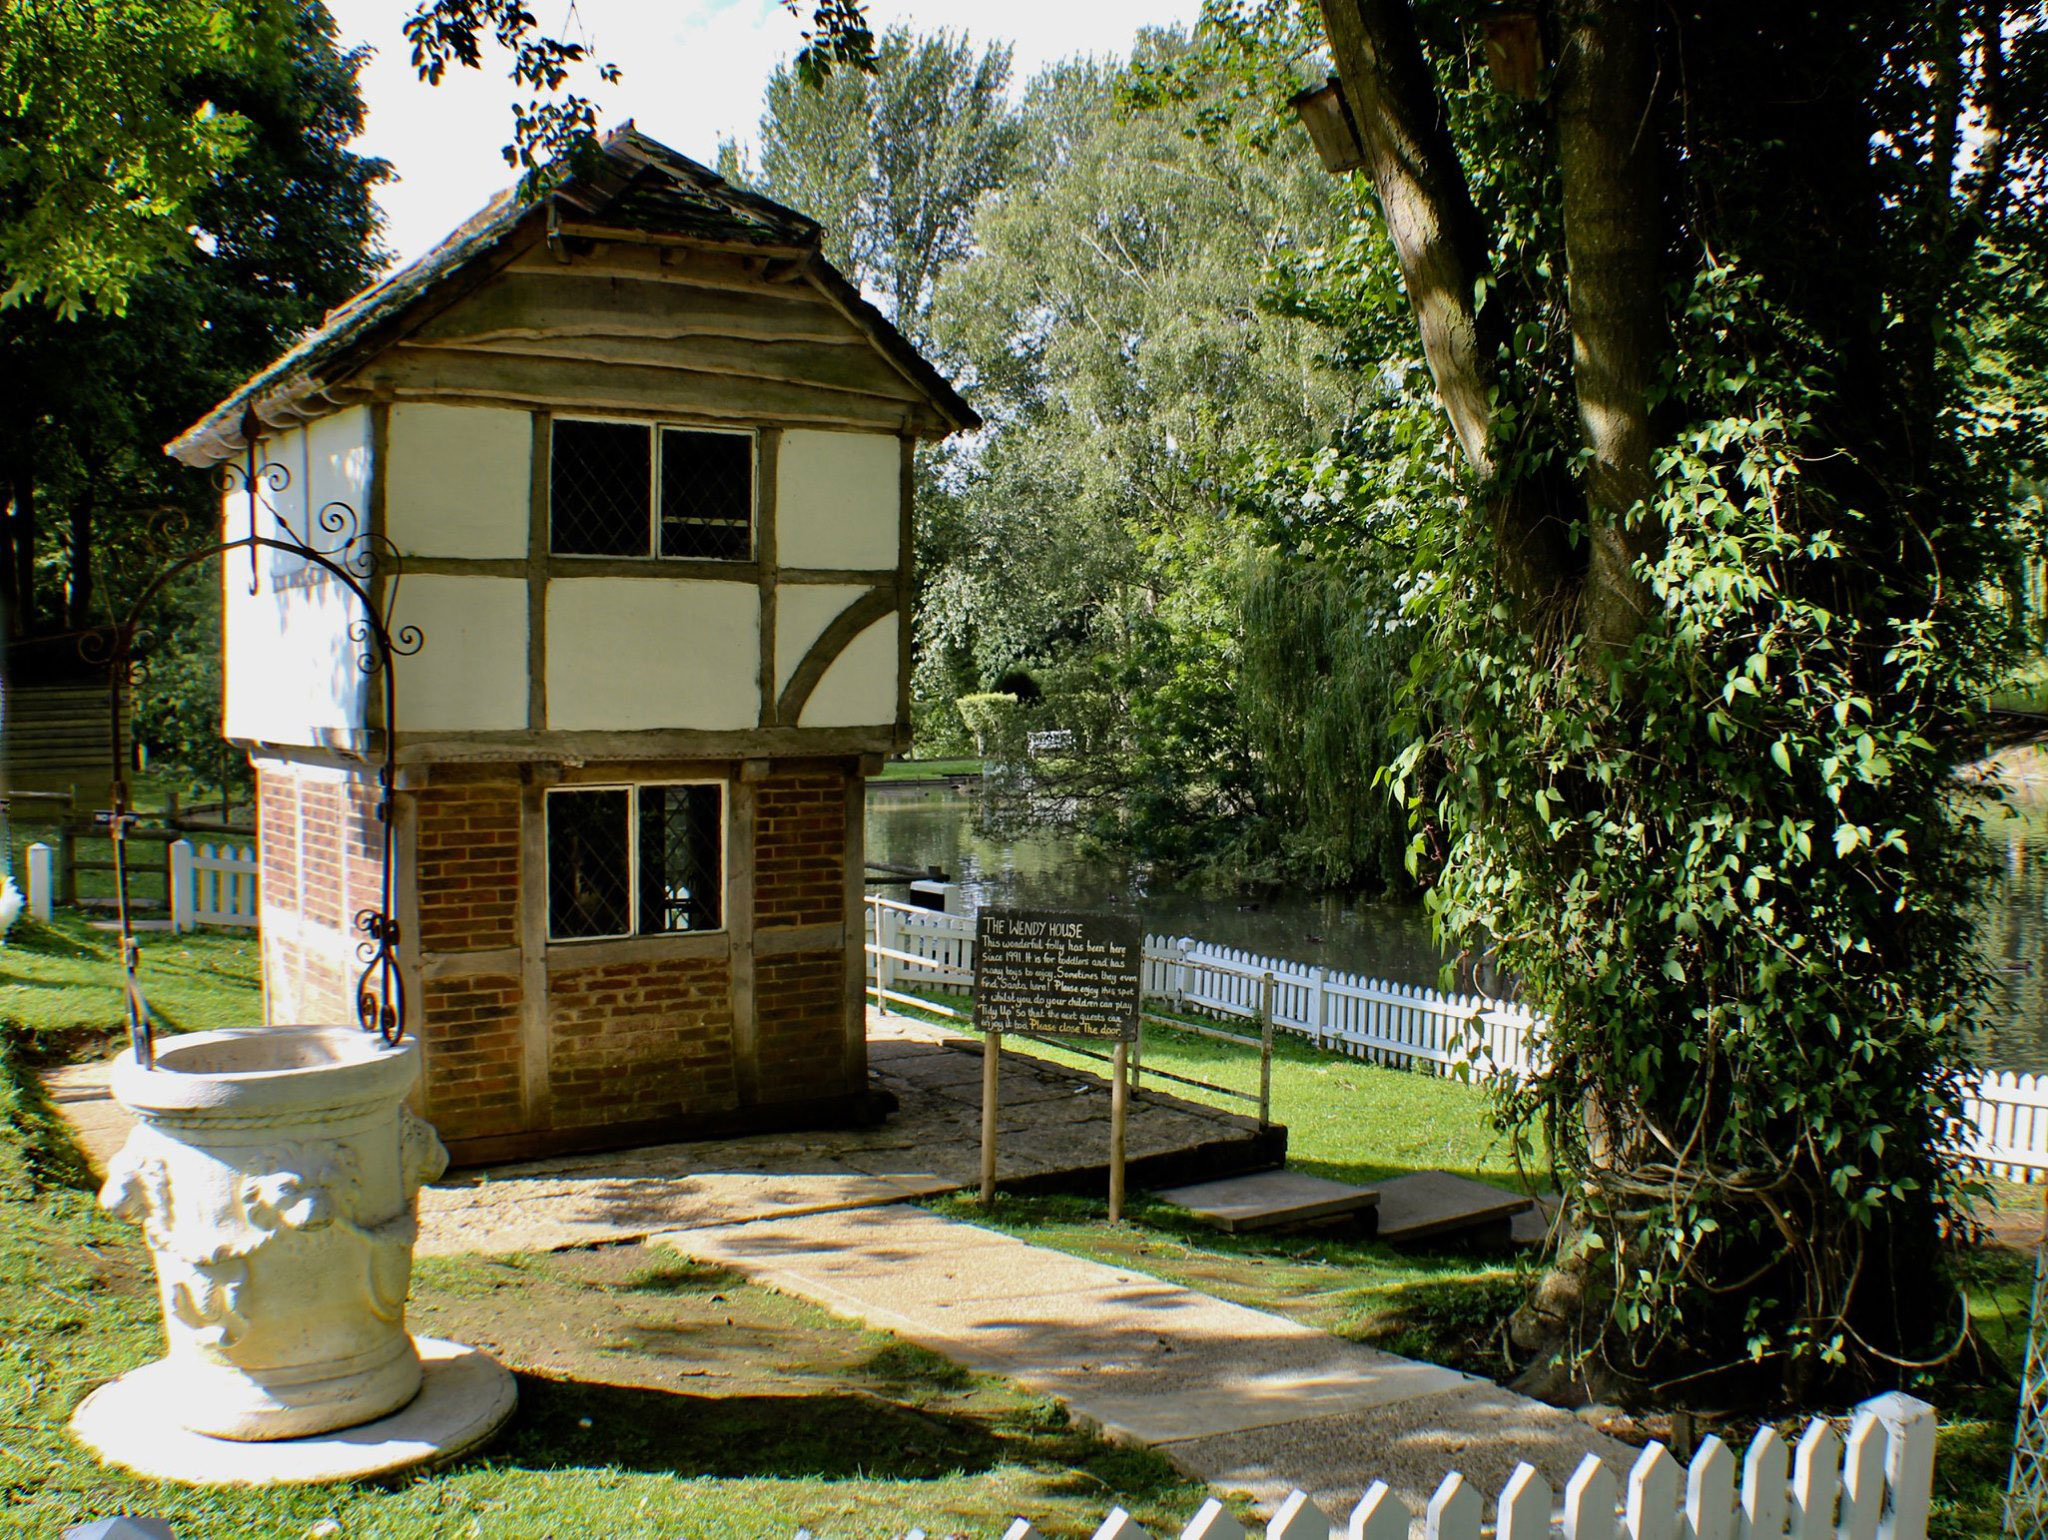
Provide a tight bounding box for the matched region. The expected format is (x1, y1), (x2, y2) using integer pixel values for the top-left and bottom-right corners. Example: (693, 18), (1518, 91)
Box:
(167, 126), (978, 1164)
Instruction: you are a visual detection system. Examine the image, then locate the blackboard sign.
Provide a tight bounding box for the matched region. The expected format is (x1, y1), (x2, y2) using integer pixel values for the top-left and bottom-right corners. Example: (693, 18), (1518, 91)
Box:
(974, 908), (1142, 1041)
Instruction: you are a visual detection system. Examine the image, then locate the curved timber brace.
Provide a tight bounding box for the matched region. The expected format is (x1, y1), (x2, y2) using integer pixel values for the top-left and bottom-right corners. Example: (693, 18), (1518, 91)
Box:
(89, 430), (423, 1067)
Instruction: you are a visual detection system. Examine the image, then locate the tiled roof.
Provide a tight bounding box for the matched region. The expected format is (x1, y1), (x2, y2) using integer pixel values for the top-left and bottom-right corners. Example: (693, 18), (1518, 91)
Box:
(168, 125), (972, 463)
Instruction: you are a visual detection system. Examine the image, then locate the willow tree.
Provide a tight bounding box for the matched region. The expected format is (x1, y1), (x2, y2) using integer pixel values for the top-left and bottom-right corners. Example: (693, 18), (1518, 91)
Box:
(1294, 0), (2045, 1405)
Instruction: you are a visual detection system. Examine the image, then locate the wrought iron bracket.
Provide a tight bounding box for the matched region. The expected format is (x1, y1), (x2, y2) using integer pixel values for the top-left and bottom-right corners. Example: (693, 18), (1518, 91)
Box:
(92, 435), (424, 1066)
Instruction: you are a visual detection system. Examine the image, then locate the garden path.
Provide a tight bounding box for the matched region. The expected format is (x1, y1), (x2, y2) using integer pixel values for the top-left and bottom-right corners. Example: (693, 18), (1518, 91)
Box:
(42, 1013), (1282, 1255)
(657, 1201), (1635, 1522)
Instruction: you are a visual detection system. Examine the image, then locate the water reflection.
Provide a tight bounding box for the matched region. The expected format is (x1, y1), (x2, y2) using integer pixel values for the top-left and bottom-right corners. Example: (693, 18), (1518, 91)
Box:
(1980, 768), (2048, 1072)
(870, 777), (2048, 1071)
(865, 785), (1455, 989)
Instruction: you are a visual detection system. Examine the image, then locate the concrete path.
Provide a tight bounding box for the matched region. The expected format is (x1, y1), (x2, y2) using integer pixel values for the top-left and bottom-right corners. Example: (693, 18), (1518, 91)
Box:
(43, 1013), (1279, 1256)
(657, 1203), (1634, 1523)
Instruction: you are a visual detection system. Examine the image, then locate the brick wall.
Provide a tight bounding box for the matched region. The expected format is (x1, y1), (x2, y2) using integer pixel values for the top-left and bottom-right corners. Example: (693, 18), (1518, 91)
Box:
(755, 767), (847, 929)
(756, 947), (847, 1105)
(415, 781), (520, 951)
(258, 770), (300, 915)
(547, 955), (735, 1129)
(255, 758), (382, 1025)
(418, 973), (525, 1140)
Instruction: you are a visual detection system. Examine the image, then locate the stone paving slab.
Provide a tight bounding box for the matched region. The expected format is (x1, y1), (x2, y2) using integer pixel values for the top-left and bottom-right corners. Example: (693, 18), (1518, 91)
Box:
(41, 1012), (1280, 1256)
(1155, 1169), (1379, 1234)
(656, 1204), (1630, 1519)
(1374, 1170), (1533, 1246)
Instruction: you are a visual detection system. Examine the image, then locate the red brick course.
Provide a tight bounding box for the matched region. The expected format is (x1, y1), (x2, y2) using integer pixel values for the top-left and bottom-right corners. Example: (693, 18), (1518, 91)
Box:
(755, 769), (847, 928)
(547, 955), (735, 1128)
(756, 947), (847, 1104)
(416, 781), (520, 951)
(418, 972), (525, 1140)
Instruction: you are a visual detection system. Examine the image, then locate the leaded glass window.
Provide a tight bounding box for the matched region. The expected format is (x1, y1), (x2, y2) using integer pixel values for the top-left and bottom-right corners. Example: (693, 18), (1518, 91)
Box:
(546, 788), (632, 939)
(549, 418), (753, 560)
(545, 783), (724, 942)
(550, 420), (652, 556)
(637, 783), (722, 932)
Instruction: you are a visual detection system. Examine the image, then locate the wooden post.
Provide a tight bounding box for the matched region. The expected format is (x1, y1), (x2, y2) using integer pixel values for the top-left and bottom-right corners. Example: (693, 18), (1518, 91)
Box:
(1110, 1037), (1129, 1223)
(56, 821), (76, 908)
(979, 1019), (1001, 1204)
(1259, 970), (1275, 1129)
(1131, 1013), (1143, 1092)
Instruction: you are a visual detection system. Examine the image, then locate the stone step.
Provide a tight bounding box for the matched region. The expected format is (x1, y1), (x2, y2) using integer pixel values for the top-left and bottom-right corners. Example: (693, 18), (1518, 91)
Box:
(1373, 1170), (1534, 1247)
(1153, 1168), (1380, 1234)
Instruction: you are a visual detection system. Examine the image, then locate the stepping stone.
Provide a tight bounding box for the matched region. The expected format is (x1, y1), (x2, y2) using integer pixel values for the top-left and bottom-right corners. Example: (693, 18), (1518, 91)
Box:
(1373, 1171), (1533, 1247)
(1155, 1168), (1379, 1234)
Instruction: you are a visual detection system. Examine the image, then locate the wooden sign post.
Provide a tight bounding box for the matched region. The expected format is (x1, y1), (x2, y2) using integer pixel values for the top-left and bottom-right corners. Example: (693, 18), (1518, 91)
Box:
(973, 908), (1143, 1218)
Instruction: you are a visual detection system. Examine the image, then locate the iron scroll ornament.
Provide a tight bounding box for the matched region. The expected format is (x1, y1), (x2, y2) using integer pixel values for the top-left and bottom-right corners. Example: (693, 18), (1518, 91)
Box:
(89, 437), (423, 1067)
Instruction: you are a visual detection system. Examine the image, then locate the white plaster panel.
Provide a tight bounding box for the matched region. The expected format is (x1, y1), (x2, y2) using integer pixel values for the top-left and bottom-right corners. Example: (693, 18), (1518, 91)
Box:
(777, 430), (900, 571)
(384, 404), (531, 558)
(798, 616), (897, 729)
(222, 420), (372, 744)
(774, 584), (869, 696)
(223, 572), (367, 743)
(386, 576), (528, 730)
(547, 578), (759, 730)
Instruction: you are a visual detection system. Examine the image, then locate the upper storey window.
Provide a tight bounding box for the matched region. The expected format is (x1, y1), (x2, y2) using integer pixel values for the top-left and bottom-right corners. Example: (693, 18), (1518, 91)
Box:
(550, 418), (753, 560)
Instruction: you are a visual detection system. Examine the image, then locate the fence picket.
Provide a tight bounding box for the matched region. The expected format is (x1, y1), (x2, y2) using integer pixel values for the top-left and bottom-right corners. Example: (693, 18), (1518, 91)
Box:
(1790, 1421), (1840, 1540)
(1346, 1483), (1408, 1540)
(1841, 1414), (1885, 1540)
(1741, 1428), (1789, 1539)
(1095, 1509), (1152, 1540)
(1423, 1473), (1479, 1540)
(1687, 1437), (1737, 1540)
(1564, 1454), (1620, 1540)
(1626, 1444), (1681, 1540)
(1180, 1498), (1246, 1540)
(1496, 1464), (1550, 1540)
(1266, 1491), (1331, 1540)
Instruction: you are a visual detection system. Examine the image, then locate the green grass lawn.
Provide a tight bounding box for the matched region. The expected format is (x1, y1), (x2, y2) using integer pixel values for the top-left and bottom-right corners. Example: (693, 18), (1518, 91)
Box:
(0, 910), (260, 1047)
(3, 917), (2035, 1538)
(872, 758), (983, 782)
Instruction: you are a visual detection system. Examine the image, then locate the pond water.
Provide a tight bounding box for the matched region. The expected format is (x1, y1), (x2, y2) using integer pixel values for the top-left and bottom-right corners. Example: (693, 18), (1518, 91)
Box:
(867, 774), (2048, 1072)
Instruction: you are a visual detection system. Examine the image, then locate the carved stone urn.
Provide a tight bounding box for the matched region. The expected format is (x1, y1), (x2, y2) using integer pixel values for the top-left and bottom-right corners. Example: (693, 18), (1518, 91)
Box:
(96, 1025), (447, 1440)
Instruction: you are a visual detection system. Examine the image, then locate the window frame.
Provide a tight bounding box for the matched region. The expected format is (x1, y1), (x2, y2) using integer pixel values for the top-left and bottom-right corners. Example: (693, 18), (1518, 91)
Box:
(543, 779), (729, 944)
(548, 415), (758, 562)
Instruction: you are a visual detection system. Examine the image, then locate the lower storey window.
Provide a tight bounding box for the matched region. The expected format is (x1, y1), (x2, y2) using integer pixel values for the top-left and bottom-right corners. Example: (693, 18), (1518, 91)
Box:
(547, 783), (722, 941)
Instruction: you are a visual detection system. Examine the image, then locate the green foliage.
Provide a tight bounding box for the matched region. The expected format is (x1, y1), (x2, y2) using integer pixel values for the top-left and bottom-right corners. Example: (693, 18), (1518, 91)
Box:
(722, 25), (1022, 351)
(0, 0), (385, 782)
(1210, 0), (2048, 1404)
(954, 692), (1021, 760)
(0, 0), (257, 316)
(913, 32), (1415, 888)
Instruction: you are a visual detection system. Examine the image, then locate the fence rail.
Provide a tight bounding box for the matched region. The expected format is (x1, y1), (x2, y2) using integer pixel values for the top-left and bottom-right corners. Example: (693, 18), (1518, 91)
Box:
(986, 1392), (1938, 1540)
(863, 896), (2048, 1183)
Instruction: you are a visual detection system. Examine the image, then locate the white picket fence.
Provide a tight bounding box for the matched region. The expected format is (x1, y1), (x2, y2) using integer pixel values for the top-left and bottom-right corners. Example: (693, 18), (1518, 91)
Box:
(977, 1391), (1937, 1540)
(866, 895), (2048, 1183)
(168, 839), (259, 930)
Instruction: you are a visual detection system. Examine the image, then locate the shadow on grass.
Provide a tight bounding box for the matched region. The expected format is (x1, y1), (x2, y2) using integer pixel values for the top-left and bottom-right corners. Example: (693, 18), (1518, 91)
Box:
(1349, 1270), (1528, 1373)
(498, 1373), (1004, 1481)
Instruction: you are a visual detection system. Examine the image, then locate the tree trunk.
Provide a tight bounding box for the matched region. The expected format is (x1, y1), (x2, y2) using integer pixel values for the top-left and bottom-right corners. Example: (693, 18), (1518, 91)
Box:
(1554, 0), (1663, 659)
(66, 483), (93, 631)
(10, 466), (34, 638)
(1315, 0), (1578, 610)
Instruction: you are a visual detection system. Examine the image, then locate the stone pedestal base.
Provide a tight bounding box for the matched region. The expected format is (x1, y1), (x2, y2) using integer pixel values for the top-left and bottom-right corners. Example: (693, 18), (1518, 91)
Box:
(70, 1338), (516, 1486)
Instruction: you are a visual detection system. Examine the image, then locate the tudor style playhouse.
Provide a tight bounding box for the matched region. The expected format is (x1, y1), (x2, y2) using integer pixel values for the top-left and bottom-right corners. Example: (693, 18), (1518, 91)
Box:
(167, 128), (977, 1164)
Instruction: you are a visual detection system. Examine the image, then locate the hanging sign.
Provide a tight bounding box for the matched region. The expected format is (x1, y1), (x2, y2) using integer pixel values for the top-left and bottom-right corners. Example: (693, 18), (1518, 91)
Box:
(973, 908), (1143, 1042)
